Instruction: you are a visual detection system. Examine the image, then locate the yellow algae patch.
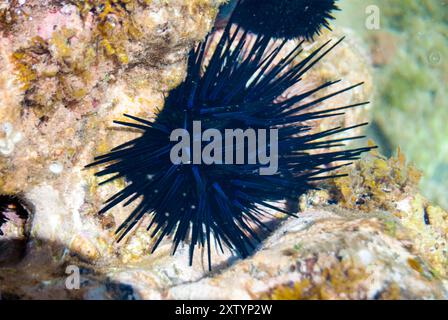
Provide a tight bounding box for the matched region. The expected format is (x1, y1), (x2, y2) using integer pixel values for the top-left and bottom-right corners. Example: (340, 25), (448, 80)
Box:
(262, 261), (369, 300)
(329, 150), (448, 277)
(330, 148), (421, 212)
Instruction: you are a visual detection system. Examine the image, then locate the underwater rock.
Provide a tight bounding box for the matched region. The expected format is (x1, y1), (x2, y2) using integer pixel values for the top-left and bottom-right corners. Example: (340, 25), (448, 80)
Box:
(328, 150), (448, 279)
(166, 210), (447, 300)
(2, 148), (448, 300)
(3, 204), (447, 300)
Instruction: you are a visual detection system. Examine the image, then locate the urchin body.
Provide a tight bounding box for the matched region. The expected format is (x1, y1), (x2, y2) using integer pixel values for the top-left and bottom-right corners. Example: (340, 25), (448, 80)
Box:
(231, 0), (339, 40)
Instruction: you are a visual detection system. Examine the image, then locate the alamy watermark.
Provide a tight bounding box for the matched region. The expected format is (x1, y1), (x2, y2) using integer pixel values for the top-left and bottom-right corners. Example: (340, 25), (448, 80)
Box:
(365, 5), (381, 30)
(170, 121), (279, 176)
(65, 265), (80, 290)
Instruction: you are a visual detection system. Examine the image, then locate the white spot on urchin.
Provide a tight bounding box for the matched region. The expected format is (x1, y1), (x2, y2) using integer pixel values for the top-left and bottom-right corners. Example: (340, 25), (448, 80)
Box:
(18, 0), (26, 5)
(0, 122), (23, 156)
(49, 162), (64, 174)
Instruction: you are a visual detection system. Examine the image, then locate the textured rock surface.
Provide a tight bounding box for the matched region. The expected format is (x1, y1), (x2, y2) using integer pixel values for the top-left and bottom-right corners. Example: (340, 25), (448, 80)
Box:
(0, 0), (226, 267)
(1, 204), (447, 300)
(167, 211), (447, 300)
(2, 151), (448, 300)
(328, 150), (448, 280)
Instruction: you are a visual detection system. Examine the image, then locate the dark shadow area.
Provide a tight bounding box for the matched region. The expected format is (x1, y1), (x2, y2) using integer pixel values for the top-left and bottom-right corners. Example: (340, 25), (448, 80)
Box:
(367, 120), (393, 157)
(0, 194), (34, 266)
(0, 237), (141, 300)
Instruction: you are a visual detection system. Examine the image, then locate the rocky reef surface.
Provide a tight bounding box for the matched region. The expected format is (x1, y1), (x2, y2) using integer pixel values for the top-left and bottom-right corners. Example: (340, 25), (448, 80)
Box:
(0, 0), (446, 300)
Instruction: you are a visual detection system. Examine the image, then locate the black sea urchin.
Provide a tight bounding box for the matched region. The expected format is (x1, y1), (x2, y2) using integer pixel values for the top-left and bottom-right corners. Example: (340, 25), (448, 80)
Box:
(87, 18), (372, 269)
(231, 0), (339, 40)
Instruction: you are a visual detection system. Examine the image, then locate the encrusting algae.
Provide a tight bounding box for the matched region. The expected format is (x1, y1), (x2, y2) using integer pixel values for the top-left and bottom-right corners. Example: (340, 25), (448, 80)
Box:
(9, 1), (144, 114)
(11, 31), (97, 116)
(261, 260), (404, 300)
(329, 146), (422, 212)
(0, 1), (19, 34)
(9, 0), (222, 117)
(69, 0), (150, 64)
(327, 148), (448, 278)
